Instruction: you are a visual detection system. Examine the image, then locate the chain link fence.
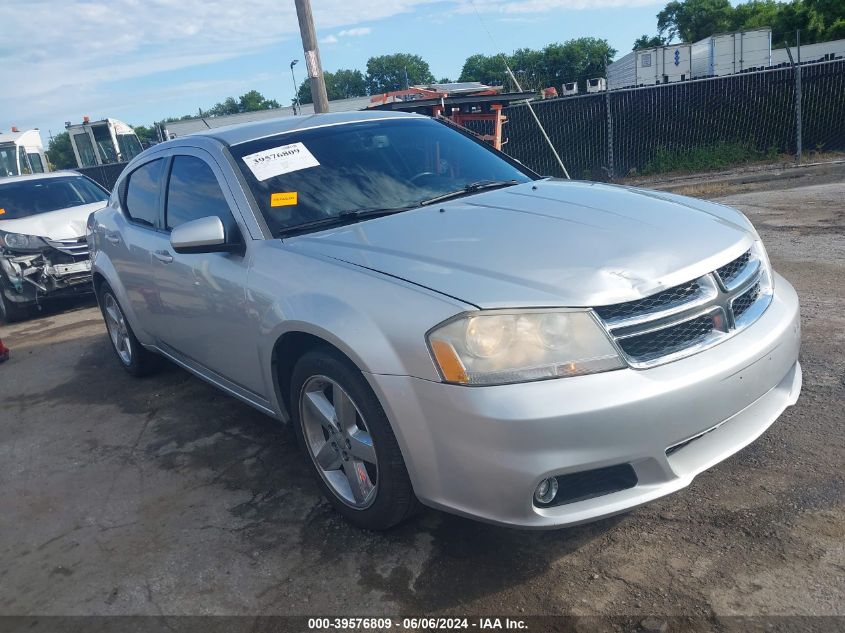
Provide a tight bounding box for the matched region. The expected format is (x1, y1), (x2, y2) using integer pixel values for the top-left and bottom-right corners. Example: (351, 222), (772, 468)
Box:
(499, 58), (845, 179)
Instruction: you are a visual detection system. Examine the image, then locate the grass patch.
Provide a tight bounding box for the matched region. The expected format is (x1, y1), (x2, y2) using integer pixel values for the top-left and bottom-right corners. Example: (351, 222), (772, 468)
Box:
(641, 142), (780, 175)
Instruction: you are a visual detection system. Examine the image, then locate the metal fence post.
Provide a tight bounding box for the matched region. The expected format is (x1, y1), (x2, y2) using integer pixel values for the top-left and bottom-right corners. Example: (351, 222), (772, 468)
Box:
(605, 90), (615, 180)
(795, 30), (803, 164)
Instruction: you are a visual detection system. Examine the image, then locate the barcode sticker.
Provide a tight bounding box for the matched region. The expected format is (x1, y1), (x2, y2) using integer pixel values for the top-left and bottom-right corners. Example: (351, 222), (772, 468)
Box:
(242, 142), (319, 181)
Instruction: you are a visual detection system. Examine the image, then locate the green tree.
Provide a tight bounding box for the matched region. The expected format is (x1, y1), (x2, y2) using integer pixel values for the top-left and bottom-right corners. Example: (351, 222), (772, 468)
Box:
(657, 0), (734, 42)
(365, 53), (435, 94)
(238, 90), (280, 112)
(133, 125), (156, 145)
(208, 97), (240, 117)
(653, 0), (845, 45)
(541, 38), (617, 86)
(458, 53), (508, 85)
(331, 69), (367, 99)
(46, 132), (76, 170)
(633, 34), (667, 50)
(297, 69), (367, 105)
(459, 39), (615, 92)
(510, 47), (546, 89)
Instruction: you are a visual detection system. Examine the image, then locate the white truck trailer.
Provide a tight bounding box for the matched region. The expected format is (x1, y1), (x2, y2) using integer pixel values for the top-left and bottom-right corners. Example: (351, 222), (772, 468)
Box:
(65, 117), (143, 168)
(606, 44), (692, 90)
(690, 28), (772, 78)
(771, 37), (845, 65)
(0, 128), (49, 178)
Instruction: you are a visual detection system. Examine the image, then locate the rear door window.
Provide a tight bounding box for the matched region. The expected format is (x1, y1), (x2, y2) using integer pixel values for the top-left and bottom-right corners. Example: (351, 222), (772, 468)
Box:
(165, 155), (237, 237)
(124, 159), (164, 228)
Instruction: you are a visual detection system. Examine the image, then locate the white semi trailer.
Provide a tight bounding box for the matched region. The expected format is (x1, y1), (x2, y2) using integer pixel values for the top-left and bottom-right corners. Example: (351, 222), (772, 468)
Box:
(0, 128), (49, 178)
(690, 28), (772, 78)
(771, 38), (845, 65)
(607, 44), (693, 90)
(65, 117), (143, 168)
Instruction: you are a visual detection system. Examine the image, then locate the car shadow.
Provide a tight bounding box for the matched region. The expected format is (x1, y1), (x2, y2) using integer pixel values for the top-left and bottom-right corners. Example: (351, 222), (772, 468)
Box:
(8, 330), (619, 613)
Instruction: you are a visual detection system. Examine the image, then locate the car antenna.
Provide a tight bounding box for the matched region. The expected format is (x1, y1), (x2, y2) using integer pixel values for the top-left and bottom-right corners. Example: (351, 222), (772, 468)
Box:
(468, 0), (571, 180)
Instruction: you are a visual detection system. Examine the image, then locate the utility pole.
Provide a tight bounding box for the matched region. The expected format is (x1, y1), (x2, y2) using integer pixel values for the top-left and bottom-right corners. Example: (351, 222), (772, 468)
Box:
(795, 29), (802, 164)
(294, 0), (329, 113)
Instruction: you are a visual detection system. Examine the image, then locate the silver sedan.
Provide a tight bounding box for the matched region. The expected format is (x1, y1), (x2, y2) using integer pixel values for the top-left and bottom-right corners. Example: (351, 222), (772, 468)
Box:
(88, 111), (801, 529)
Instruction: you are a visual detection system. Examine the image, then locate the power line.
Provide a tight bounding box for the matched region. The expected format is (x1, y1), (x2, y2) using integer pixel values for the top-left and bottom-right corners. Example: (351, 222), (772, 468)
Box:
(468, 0), (571, 179)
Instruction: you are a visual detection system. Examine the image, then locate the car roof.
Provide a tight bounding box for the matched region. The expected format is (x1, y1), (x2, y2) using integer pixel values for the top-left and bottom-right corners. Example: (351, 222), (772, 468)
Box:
(196, 110), (423, 146)
(0, 171), (82, 185)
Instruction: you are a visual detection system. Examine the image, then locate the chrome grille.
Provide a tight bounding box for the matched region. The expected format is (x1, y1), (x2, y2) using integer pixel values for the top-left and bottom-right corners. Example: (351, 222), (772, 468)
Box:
(716, 250), (750, 286)
(47, 236), (89, 259)
(594, 280), (703, 323)
(594, 247), (772, 368)
(732, 282), (761, 320)
(617, 314), (717, 363)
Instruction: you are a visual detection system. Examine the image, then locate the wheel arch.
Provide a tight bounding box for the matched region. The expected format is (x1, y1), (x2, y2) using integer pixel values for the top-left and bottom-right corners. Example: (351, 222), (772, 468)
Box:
(271, 328), (363, 421)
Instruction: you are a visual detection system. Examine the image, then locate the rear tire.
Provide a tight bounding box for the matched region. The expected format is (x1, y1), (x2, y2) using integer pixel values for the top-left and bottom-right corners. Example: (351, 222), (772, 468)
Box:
(0, 278), (30, 323)
(97, 283), (160, 377)
(290, 347), (417, 530)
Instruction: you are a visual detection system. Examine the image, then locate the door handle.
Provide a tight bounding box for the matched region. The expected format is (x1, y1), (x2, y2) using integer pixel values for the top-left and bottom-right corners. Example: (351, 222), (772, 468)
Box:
(153, 250), (174, 264)
(105, 234), (120, 245)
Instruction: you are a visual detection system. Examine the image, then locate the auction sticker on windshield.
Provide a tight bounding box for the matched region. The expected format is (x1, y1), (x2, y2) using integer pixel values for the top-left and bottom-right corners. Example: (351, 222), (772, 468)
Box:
(271, 192), (298, 207)
(242, 142), (320, 181)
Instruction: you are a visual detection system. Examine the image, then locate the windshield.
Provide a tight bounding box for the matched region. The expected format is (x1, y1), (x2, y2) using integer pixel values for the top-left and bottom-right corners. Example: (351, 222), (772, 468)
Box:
(0, 144), (18, 177)
(0, 176), (109, 220)
(229, 118), (534, 235)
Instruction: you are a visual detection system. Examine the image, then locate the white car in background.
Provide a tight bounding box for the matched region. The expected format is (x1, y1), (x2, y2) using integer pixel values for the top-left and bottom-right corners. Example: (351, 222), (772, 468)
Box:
(0, 172), (109, 322)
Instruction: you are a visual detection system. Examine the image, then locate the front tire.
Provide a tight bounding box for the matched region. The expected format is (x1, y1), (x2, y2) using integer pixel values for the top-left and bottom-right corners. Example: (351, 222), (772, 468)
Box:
(0, 278), (30, 323)
(291, 348), (417, 530)
(97, 283), (160, 377)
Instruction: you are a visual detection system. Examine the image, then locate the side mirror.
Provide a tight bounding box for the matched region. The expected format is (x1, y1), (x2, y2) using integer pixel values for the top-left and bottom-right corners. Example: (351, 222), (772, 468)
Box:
(170, 216), (238, 254)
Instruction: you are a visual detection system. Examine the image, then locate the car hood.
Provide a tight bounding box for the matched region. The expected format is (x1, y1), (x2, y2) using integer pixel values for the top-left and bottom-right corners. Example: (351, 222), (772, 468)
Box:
(0, 202), (105, 241)
(287, 180), (755, 308)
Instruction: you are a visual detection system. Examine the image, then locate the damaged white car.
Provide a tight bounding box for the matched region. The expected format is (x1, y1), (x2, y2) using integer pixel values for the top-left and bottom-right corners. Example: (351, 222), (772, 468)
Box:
(0, 172), (109, 322)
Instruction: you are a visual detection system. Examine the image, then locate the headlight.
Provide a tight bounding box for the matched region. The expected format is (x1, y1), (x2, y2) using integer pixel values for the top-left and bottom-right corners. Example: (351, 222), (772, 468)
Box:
(427, 310), (625, 386)
(0, 231), (49, 252)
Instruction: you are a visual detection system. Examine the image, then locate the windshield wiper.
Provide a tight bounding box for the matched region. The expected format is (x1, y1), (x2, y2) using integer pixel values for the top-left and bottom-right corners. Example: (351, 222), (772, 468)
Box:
(418, 179), (520, 207)
(277, 206), (415, 237)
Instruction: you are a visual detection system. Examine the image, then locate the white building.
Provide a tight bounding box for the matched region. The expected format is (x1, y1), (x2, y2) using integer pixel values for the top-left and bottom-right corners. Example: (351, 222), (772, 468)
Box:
(163, 96), (375, 139)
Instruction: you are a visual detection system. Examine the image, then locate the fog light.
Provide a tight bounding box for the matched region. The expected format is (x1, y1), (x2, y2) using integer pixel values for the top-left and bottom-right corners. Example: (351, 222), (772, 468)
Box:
(534, 477), (558, 505)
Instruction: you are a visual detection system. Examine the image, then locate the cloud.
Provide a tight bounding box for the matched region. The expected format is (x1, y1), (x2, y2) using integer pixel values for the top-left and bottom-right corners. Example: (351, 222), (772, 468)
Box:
(338, 27), (373, 37)
(321, 35), (340, 44)
(0, 0), (432, 130)
(455, 0), (660, 14)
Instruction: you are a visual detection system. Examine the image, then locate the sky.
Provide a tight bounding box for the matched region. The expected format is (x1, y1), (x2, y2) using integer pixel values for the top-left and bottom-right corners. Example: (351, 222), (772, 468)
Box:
(0, 0), (666, 143)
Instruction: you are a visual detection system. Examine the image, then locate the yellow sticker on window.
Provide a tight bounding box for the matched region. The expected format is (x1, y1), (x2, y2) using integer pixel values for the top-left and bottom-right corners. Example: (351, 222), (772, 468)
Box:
(271, 192), (298, 207)
(0, 208), (5, 215)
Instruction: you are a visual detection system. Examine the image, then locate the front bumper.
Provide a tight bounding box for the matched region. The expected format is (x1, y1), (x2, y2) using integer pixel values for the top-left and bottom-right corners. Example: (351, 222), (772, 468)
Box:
(368, 273), (801, 528)
(0, 250), (92, 305)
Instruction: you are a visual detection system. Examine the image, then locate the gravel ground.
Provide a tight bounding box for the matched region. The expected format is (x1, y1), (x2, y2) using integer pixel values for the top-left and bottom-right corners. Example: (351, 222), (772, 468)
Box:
(0, 173), (842, 624)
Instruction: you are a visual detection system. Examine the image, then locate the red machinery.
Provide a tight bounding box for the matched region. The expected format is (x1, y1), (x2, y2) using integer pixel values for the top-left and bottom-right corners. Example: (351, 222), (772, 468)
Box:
(368, 83), (536, 151)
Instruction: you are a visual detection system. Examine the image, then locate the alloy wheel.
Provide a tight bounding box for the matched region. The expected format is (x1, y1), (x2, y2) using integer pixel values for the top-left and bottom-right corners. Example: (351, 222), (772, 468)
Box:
(299, 375), (378, 508)
(103, 293), (132, 366)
